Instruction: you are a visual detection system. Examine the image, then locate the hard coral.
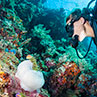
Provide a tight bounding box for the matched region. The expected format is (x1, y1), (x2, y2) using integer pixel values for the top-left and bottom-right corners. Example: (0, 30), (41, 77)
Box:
(47, 61), (80, 97)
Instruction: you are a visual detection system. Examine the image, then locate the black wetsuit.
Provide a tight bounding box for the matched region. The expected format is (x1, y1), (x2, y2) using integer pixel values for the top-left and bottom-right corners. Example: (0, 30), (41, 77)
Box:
(92, 0), (97, 45)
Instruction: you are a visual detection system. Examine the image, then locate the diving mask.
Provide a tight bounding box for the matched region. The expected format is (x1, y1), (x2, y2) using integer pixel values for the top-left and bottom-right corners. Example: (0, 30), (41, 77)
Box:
(65, 20), (79, 48)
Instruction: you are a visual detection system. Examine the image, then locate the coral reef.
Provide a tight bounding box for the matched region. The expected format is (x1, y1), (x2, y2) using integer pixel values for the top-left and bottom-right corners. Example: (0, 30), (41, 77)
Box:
(0, 0), (96, 97)
(44, 61), (81, 97)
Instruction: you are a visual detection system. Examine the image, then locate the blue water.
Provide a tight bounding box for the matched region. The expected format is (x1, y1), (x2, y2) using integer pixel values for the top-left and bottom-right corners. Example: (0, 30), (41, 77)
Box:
(44, 0), (96, 15)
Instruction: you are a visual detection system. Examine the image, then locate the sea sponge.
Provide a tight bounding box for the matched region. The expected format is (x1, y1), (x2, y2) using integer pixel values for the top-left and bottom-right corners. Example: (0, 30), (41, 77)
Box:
(15, 60), (45, 92)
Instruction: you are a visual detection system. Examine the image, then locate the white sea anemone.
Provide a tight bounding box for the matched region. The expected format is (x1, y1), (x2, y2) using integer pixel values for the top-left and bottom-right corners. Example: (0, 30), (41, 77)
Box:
(15, 60), (45, 92)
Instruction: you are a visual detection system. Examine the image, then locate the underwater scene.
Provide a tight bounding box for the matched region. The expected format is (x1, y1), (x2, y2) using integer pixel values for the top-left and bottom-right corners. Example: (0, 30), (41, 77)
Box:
(0, 0), (97, 97)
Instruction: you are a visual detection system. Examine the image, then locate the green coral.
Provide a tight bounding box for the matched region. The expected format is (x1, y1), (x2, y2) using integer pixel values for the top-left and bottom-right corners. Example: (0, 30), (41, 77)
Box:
(32, 24), (57, 56)
(32, 24), (50, 38)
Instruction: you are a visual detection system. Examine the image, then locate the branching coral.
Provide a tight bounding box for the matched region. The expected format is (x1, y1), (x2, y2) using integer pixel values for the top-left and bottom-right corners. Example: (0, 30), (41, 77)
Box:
(31, 24), (57, 56)
(8, 0), (45, 26)
(0, 7), (28, 59)
(32, 24), (50, 38)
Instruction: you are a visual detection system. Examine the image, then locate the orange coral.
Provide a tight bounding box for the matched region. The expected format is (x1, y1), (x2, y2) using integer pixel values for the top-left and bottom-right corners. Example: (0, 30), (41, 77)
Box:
(58, 61), (81, 86)
(48, 61), (81, 96)
(0, 71), (10, 88)
(62, 77), (66, 84)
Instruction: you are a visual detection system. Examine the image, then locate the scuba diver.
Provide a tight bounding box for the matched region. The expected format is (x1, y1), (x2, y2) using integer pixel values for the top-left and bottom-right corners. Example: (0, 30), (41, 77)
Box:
(65, 0), (97, 59)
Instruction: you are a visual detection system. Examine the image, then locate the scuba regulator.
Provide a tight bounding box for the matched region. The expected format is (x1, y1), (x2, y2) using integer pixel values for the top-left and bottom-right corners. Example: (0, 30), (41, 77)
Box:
(65, 0), (96, 59)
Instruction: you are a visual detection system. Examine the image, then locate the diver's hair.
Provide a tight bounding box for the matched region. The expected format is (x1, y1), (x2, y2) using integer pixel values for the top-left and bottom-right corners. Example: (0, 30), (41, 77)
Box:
(66, 9), (81, 23)
(66, 8), (90, 23)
